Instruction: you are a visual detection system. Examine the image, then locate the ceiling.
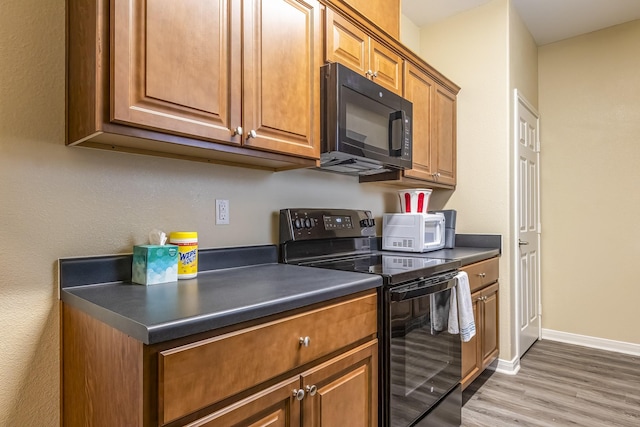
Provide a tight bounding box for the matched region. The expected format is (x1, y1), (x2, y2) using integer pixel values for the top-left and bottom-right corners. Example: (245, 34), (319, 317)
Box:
(402, 0), (640, 45)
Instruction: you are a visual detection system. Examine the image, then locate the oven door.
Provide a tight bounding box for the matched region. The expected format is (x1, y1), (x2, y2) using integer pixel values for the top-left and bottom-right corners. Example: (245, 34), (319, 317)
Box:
(384, 276), (461, 427)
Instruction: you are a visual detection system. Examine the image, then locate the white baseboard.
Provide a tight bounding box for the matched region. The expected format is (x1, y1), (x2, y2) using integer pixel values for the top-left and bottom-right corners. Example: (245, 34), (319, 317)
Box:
(542, 329), (640, 356)
(491, 356), (520, 375)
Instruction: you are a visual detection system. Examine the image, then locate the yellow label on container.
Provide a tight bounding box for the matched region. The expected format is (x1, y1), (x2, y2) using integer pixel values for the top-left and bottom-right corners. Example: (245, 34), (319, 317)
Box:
(174, 242), (198, 277)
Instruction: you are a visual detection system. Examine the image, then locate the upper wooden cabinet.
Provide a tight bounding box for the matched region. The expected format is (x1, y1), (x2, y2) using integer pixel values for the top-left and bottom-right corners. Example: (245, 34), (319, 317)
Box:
(335, 0), (399, 38)
(403, 62), (436, 181)
(432, 84), (457, 187)
(402, 65), (457, 187)
(68, 0), (321, 170)
(111, 0), (238, 143)
(242, 0), (322, 158)
(360, 60), (458, 188)
(325, 9), (403, 95)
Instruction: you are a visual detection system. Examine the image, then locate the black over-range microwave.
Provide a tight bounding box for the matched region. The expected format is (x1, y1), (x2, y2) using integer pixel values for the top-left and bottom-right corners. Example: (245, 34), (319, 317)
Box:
(320, 62), (413, 176)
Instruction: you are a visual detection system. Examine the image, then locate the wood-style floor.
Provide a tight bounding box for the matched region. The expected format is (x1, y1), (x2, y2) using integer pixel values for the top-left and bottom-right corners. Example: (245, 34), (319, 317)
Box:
(462, 340), (640, 426)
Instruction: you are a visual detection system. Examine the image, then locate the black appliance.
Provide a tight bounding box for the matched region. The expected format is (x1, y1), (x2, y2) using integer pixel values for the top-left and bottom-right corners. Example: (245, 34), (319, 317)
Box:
(279, 208), (462, 427)
(320, 62), (413, 176)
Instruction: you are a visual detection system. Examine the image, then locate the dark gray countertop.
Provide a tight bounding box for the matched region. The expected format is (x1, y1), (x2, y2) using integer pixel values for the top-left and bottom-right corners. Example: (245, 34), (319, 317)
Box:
(423, 247), (500, 266)
(61, 260), (382, 345)
(60, 239), (500, 345)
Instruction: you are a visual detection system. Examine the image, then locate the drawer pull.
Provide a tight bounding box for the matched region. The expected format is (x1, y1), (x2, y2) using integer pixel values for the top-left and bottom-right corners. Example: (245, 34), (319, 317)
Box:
(299, 336), (311, 347)
(476, 273), (486, 278)
(306, 384), (318, 396)
(293, 389), (305, 401)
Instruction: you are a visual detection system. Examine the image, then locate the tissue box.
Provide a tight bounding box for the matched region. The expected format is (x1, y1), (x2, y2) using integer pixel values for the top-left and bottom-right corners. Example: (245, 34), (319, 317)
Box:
(132, 245), (179, 285)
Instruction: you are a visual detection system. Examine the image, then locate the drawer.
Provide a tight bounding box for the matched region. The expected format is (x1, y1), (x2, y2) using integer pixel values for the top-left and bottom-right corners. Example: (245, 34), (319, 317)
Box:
(461, 257), (499, 293)
(158, 291), (377, 424)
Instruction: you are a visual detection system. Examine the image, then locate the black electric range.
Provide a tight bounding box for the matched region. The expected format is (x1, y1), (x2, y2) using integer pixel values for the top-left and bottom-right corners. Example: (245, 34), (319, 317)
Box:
(279, 208), (463, 427)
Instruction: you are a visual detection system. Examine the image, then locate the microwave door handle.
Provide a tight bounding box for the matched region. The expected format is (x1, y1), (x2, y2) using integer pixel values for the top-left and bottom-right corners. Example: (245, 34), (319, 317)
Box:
(388, 110), (404, 157)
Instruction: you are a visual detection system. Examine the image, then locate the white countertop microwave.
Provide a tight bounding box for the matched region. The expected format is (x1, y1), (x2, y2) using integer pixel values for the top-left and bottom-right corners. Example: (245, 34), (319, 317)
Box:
(382, 213), (446, 253)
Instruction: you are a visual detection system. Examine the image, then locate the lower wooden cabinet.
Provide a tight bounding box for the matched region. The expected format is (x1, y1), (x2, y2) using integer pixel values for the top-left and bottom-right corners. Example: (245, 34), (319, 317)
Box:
(460, 258), (500, 390)
(61, 290), (377, 426)
(301, 341), (378, 427)
(184, 377), (301, 427)
(187, 341), (378, 427)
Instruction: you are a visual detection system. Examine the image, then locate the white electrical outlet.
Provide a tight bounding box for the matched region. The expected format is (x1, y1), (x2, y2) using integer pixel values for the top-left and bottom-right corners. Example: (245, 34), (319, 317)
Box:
(215, 199), (230, 225)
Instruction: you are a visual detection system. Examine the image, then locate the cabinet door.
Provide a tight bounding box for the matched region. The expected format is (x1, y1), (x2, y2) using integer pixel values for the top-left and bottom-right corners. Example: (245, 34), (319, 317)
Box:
(433, 85), (457, 186)
(325, 8), (368, 75)
(243, 0), (321, 159)
(339, 0), (400, 38)
(301, 341), (378, 427)
(481, 283), (499, 368)
(461, 292), (481, 387)
(186, 377), (300, 427)
(369, 40), (403, 95)
(111, 0), (241, 143)
(403, 62), (435, 181)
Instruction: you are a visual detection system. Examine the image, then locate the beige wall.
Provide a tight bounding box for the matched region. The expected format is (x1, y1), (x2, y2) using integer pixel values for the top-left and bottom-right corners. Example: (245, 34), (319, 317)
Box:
(0, 1), (402, 424)
(538, 20), (640, 344)
(400, 13), (421, 53)
(418, 0), (515, 359)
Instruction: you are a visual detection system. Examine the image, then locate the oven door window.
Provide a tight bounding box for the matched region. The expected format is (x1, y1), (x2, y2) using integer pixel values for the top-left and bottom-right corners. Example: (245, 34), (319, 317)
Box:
(389, 287), (461, 427)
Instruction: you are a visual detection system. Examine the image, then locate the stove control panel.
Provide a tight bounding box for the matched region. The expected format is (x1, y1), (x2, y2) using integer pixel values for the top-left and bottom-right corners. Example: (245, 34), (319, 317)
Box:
(279, 208), (376, 242)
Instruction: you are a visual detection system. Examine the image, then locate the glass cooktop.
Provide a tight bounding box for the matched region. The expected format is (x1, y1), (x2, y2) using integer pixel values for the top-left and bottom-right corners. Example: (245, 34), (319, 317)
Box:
(302, 254), (459, 285)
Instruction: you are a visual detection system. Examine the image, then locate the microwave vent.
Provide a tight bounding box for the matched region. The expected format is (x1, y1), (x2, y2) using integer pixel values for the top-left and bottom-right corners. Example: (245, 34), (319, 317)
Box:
(391, 239), (414, 248)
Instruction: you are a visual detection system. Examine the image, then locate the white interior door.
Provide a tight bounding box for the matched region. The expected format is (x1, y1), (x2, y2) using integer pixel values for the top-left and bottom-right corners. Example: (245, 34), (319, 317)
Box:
(515, 90), (541, 358)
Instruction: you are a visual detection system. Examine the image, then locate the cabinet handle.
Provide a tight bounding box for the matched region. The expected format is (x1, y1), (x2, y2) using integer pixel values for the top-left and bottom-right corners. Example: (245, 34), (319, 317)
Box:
(247, 129), (257, 139)
(232, 126), (243, 136)
(293, 389), (305, 401)
(372, 71), (378, 78)
(305, 385), (318, 396)
(299, 336), (311, 347)
(519, 239), (529, 246)
(365, 69), (373, 77)
(476, 273), (486, 278)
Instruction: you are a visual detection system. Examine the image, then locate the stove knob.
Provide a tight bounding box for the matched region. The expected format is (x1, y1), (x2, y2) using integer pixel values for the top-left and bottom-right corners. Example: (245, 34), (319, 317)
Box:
(360, 219), (375, 227)
(294, 218), (302, 229)
(304, 218), (313, 229)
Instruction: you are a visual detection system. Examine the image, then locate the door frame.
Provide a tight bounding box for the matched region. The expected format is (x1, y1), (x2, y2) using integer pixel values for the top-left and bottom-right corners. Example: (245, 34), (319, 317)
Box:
(511, 89), (542, 360)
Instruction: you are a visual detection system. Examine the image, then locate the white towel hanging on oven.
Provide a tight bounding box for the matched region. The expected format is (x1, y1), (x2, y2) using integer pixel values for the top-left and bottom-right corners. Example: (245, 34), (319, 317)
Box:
(448, 271), (476, 342)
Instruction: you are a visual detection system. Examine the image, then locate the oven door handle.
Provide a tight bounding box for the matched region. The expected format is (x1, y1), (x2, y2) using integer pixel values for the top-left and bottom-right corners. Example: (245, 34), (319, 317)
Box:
(389, 277), (457, 302)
